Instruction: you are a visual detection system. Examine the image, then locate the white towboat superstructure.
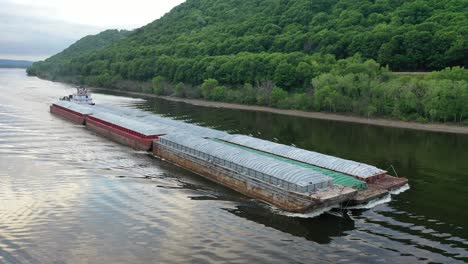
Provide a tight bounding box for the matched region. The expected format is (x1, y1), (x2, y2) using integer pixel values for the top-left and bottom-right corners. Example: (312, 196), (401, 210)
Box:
(61, 87), (95, 105)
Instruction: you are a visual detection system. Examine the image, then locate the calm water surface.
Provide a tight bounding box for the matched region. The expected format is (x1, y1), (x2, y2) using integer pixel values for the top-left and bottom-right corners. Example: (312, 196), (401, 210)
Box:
(0, 69), (467, 263)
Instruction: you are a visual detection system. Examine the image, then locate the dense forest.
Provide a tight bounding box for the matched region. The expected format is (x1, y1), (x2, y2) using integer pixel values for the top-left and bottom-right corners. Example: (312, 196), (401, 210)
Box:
(28, 0), (468, 124)
(34, 29), (130, 73)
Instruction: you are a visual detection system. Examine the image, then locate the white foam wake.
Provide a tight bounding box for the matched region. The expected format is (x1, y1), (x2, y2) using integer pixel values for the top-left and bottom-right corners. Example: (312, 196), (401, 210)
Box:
(344, 183), (410, 210)
(275, 205), (336, 218)
(344, 194), (392, 210)
(390, 183), (410, 195)
(270, 184), (411, 217)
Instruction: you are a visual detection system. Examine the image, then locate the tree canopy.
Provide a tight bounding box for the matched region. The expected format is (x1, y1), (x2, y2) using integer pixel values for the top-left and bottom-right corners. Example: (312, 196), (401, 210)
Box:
(27, 0), (468, 124)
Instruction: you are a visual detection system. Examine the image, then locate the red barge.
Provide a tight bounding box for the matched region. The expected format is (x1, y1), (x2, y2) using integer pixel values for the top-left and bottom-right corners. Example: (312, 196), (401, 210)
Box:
(50, 102), (92, 125)
(50, 88), (174, 151)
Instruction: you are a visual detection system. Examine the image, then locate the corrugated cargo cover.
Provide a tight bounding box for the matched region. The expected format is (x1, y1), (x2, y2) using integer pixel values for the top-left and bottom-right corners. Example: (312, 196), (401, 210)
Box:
(93, 105), (229, 138)
(220, 134), (387, 179)
(210, 138), (368, 190)
(159, 133), (333, 192)
(90, 111), (176, 136)
(53, 101), (228, 138)
(53, 101), (94, 115)
(138, 115), (229, 138)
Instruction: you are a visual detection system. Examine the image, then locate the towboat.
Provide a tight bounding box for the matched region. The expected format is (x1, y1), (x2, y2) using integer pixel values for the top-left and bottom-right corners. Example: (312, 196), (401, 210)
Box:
(60, 86), (95, 105)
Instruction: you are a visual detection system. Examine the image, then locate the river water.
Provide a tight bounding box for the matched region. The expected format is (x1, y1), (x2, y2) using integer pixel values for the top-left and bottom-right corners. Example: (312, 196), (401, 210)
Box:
(0, 68), (467, 263)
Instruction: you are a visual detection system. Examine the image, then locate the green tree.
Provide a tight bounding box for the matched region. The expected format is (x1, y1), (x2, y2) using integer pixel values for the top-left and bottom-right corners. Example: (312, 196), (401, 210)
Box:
(175, 82), (185, 97)
(210, 86), (226, 101)
(152, 76), (166, 95)
(270, 87), (288, 107)
(274, 61), (296, 89)
(200, 79), (219, 99)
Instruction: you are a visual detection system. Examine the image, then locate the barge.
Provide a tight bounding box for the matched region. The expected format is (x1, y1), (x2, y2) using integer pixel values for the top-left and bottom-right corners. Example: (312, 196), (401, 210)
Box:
(154, 134), (356, 213)
(50, 88), (409, 214)
(217, 134), (408, 203)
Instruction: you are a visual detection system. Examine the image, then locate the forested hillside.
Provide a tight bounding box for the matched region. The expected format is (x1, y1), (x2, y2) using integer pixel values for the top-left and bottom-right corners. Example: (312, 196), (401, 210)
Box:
(28, 0), (467, 124)
(27, 29), (130, 79)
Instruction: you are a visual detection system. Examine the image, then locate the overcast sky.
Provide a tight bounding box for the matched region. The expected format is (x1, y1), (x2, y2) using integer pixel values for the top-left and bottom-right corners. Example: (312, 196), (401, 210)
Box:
(0, 0), (185, 61)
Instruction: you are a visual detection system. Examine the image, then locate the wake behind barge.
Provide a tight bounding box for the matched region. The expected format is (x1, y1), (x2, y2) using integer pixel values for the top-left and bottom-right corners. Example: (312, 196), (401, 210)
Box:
(51, 88), (408, 214)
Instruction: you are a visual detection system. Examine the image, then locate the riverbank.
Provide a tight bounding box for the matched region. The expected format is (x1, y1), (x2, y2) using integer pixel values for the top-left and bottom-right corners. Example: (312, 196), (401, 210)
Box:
(92, 88), (468, 135)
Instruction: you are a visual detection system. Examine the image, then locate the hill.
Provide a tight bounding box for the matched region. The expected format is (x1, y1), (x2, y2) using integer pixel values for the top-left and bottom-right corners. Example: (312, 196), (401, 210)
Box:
(27, 29), (130, 79)
(27, 0), (467, 124)
(0, 59), (33, 68)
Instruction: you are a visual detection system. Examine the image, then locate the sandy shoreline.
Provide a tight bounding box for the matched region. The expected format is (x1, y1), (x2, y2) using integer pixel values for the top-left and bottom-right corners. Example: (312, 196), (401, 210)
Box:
(94, 89), (468, 135)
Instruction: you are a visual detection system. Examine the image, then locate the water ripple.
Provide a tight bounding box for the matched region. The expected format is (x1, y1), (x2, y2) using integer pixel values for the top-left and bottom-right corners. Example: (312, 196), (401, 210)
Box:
(1, 69), (467, 263)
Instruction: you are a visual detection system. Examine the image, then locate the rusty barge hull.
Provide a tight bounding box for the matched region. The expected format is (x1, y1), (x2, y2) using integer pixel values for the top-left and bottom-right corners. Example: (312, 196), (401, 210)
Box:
(50, 104), (86, 125)
(85, 116), (158, 151)
(348, 188), (388, 205)
(369, 175), (408, 190)
(50, 103), (158, 151)
(346, 176), (409, 206)
(153, 142), (356, 213)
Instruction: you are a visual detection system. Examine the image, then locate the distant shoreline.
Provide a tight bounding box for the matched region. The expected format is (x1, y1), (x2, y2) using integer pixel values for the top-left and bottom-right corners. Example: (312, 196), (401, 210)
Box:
(92, 88), (468, 135)
(0, 59), (34, 69)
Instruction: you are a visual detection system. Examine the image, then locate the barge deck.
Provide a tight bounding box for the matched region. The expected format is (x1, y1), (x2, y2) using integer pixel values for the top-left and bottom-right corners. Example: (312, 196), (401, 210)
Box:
(154, 134), (357, 213)
(210, 138), (388, 204)
(218, 134), (408, 191)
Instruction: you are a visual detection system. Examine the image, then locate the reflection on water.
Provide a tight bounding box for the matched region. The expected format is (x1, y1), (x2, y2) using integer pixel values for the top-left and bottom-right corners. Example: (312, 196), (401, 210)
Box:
(226, 205), (356, 244)
(0, 69), (467, 263)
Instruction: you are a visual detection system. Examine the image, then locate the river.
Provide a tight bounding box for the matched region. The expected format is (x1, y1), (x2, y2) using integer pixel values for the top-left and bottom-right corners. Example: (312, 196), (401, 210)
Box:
(0, 68), (467, 263)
